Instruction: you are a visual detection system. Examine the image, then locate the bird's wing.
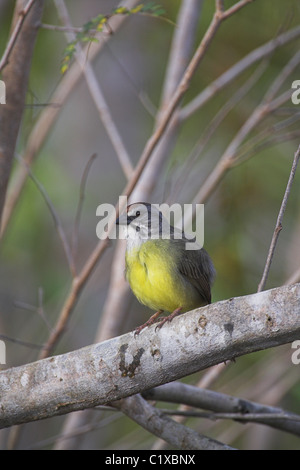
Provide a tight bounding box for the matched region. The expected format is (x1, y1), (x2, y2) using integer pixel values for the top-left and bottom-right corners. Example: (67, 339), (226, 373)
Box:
(178, 248), (214, 304)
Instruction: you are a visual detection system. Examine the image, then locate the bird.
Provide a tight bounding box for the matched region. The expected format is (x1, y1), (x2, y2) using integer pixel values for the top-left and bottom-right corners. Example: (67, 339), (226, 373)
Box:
(116, 202), (215, 334)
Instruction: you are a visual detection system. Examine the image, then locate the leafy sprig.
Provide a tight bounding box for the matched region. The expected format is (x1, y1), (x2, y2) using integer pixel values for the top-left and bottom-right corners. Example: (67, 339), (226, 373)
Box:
(60, 3), (167, 74)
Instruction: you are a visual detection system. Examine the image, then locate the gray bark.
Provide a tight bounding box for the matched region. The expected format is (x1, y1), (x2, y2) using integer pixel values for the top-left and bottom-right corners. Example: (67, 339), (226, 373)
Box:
(0, 283), (299, 429)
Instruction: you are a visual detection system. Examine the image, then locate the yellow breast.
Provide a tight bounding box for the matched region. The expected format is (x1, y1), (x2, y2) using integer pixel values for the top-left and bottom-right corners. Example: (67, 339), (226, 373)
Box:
(125, 240), (200, 313)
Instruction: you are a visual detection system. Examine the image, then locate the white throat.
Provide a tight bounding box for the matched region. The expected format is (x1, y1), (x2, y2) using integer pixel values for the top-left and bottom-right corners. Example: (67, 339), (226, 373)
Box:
(122, 224), (147, 251)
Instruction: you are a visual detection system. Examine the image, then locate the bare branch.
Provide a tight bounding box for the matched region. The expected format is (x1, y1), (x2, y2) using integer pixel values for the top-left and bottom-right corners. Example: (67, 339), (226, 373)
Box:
(215, 0), (225, 14)
(18, 156), (76, 277)
(54, 0), (134, 180)
(170, 60), (268, 203)
(14, 287), (52, 332)
(180, 25), (300, 121)
(0, 334), (43, 351)
(143, 382), (300, 436)
(221, 0), (255, 20)
(257, 143), (300, 292)
(71, 153), (97, 263)
(264, 49), (300, 103)
(113, 394), (234, 450)
(190, 79), (296, 210)
(163, 409), (300, 424)
(159, 0), (204, 112)
(0, 0), (37, 73)
(40, 23), (111, 35)
(0, 283), (300, 429)
(232, 129), (300, 168)
(0, 0), (45, 225)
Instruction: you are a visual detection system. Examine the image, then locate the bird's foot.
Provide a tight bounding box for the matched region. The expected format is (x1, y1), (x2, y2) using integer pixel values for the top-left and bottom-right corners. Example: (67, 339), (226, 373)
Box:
(155, 307), (183, 331)
(134, 310), (163, 336)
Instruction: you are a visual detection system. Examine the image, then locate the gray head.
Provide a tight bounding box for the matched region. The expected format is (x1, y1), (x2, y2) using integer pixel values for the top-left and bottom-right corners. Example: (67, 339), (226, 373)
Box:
(116, 202), (173, 243)
(116, 202), (202, 250)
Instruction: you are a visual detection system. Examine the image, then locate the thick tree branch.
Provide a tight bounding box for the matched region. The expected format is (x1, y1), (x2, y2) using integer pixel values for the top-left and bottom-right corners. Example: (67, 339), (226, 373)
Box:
(0, 283), (299, 429)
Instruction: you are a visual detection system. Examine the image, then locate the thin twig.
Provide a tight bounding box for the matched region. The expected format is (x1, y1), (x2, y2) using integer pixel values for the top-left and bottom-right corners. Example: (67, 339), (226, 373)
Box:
(180, 24), (300, 121)
(104, 41), (157, 117)
(143, 377), (300, 437)
(159, 0), (204, 113)
(40, 23), (111, 34)
(14, 288), (53, 332)
(71, 153), (97, 262)
(0, 0), (37, 72)
(231, 112), (300, 166)
(37, 287), (53, 332)
(169, 60), (268, 203)
(0, 334), (43, 351)
(161, 408), (300, 425)
(54, 0), (134, 180)
(17, 156), (76, 277)
(221, 0), (255, 19)
(113, 394), (235, 450)
(264, 49), (300, 103)
(189, 79), (296, 212)
(257, 143), (300, 292)
(232, 129), (300, 167)
(215, 0), (225, 14)
(26, 412), (122, 450)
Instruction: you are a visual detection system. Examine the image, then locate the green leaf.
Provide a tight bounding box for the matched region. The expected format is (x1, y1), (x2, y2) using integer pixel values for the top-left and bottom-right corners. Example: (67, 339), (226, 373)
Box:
(61, 63), (69, 74)
(130, 4), (144, 14)
(151, 8), (166, 16)
(141, 2), (156, 12)
(113, 7), (129, 14)
(60, 2), (170, 74)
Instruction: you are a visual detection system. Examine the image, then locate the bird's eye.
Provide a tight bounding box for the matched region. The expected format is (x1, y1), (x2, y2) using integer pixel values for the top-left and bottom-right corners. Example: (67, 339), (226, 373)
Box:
(136, 211), (140, 217)
(136, 226), (140, 232)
